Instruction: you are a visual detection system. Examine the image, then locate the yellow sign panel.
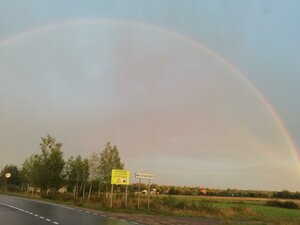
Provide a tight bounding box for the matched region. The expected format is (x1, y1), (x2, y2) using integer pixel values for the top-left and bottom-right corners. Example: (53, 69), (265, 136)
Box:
(111, 169), (130, 185)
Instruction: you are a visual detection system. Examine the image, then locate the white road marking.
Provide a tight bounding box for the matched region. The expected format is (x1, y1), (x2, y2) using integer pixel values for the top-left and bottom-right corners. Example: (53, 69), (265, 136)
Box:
(0, 203), (25, 212)
(0, 195), (76, 211)
(1, 198), (135, 225)
(0, 202), (59, 224)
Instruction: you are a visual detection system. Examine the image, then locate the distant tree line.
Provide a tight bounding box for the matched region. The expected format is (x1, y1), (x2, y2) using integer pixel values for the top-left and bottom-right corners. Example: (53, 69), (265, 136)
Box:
(272, 190), (300, 199)
(0, 135), (299, 200)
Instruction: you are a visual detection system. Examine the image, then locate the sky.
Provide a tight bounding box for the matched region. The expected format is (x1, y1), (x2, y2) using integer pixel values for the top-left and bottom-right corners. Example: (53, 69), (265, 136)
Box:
(0, 0), (300, 191)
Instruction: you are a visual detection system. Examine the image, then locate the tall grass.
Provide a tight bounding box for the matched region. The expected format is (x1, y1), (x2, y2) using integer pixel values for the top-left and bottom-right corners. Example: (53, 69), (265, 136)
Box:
(72, 193), (260, 219)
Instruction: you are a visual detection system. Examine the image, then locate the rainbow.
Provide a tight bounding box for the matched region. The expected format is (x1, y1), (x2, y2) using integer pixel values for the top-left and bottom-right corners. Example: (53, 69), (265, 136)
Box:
(1, 19), (299, 169)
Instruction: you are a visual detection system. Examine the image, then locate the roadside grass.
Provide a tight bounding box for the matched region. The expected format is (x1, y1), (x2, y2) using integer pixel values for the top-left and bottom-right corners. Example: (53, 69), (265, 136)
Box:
(1, 191), (299, 224)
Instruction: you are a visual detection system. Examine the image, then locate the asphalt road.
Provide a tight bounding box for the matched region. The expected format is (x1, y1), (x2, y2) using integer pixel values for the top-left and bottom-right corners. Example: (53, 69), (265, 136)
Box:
(0, 194), (140, 225)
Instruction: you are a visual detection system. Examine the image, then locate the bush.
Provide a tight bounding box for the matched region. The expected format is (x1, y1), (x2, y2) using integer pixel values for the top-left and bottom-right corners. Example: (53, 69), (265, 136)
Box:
(197, 201), (219, 213)
(266, 200), (299, 209)
(6, 184), (20, 192)
(159, 196), (186, 209)
(157, 196), (220, 213)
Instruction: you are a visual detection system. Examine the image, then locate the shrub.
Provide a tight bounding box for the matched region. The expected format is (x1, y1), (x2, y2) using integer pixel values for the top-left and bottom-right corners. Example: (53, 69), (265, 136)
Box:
(197, 201), (219, 213)
(266, 200), (299, 209)
(160, 196), (186, 209)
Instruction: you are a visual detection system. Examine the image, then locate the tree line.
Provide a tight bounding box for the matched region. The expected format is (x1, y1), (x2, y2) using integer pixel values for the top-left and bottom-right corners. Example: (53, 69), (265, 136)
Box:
(0, 135), (123, 198)
(1, 135), (299, 200)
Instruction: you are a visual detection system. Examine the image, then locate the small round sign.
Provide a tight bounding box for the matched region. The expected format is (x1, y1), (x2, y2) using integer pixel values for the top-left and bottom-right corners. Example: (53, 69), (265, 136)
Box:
(5, 173), (11, 178)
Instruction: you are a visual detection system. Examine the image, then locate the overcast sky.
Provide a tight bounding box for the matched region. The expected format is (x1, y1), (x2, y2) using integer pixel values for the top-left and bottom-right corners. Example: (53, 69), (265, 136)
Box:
(0, 0), (299, 191)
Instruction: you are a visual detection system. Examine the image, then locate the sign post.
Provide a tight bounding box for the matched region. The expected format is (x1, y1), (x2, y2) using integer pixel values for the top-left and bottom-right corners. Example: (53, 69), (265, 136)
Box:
(147, 179), (150, 210)
(135, 172), (155, 210)
(110, 169), (130, 209)
(110, 183), (114, 208)
(125, 185), (128, 208)
(137, 178), (141, 209)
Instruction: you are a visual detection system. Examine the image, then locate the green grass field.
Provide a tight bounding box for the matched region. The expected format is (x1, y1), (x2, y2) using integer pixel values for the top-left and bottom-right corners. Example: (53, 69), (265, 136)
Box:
(137, 195), (300, 224)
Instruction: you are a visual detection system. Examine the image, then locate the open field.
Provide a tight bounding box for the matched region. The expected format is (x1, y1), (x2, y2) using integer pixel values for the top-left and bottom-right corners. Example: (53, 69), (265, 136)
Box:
(146, 195), (300, 224)
(1, 191), (299, 225)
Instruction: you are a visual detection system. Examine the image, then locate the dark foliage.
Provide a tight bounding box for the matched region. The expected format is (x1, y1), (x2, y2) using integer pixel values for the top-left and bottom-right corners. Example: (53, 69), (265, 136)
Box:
(266, 200), (299, 209)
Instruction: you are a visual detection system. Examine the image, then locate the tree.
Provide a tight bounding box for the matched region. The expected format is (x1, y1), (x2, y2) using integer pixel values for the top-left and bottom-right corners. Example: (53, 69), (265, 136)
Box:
(64, 155), (82, 197)
(88, 152), (100, 198)
(64, 156), (77, 195)
(31, 135), (65, 196)
(0, 165), (20, 191)
(20, 155), (35, 191)
(64, 155), (89, 198)
(82, 158), (89, 198)
(99, 142), (124, 192)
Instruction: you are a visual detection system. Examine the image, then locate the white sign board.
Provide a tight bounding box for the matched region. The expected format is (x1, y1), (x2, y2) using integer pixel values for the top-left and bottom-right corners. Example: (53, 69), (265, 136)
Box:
(135, 172), (155, 180)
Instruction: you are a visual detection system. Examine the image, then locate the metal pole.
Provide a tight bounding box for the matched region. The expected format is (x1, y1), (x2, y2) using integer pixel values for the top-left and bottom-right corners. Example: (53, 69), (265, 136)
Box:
(110, 184), (114, 208)
(125, 185), (128, 208)
(147, 179), (150, 210)
(138, 178), (141, 209)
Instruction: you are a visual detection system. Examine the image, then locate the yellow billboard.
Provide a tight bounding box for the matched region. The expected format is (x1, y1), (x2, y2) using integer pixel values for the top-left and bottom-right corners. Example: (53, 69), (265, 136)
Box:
(111, 169), (130, 185)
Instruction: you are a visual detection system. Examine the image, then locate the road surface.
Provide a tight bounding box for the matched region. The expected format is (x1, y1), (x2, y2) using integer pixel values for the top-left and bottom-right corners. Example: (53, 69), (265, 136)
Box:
(0, 194), (140, 225)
